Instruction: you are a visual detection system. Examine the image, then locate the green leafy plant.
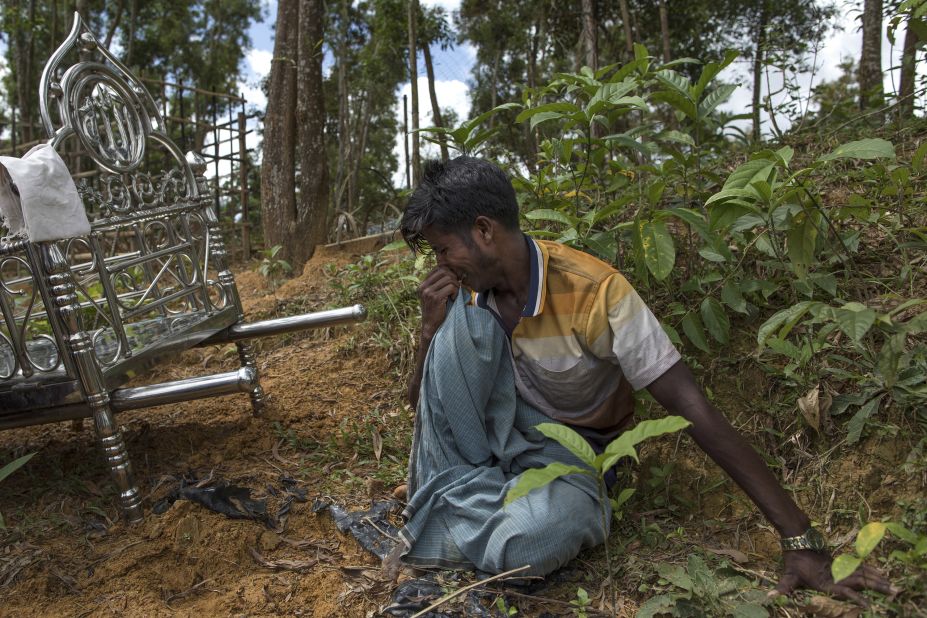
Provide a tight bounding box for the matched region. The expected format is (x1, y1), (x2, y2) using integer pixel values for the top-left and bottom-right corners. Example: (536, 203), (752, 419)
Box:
(257, 244), (293, 291)
(494, 595), (518, 616)
(637, 554), (768, 617)
(417, 102), (521, 156)
(0, 452), (36, 528)
(570, 587), (591, 618)
(832, 521), (927, 583)
(505, 417), (691, 614)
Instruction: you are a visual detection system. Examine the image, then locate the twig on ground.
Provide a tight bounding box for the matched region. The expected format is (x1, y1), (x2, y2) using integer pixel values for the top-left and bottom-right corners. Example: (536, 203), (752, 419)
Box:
(410, 565), (531, 618)
(272, 438), (296, 467)
(165, 578), (217, 604)
(88, 540), (145, 567)
(361, 516), (399, 541)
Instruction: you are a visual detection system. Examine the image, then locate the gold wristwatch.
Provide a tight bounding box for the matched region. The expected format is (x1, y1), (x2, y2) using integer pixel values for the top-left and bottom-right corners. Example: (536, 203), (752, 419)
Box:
(780, 527), (828, 552)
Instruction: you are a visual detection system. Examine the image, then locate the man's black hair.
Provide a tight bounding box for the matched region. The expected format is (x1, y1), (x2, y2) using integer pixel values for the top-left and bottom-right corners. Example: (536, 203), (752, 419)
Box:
(400, 156), (519, 253)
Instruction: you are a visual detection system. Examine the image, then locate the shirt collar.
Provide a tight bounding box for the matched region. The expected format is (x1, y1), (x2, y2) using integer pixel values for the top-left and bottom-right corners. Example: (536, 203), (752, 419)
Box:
(475, 235), (547, 318)
(523, 235), (545, 317)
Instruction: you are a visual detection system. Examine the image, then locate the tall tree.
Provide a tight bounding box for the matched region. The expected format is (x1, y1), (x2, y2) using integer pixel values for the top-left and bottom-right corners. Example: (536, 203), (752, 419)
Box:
(898, 11), (922, 118)
(261, 0), (329, 268)
(580, 0), (598, 71)
(659, 0), (671, 63)
(618, 0), (635, 60)
(408, 0), (422, 185)
(322, 0), (407, 237)
(859, 0), (884, 109)
(420, 6), (454, 162)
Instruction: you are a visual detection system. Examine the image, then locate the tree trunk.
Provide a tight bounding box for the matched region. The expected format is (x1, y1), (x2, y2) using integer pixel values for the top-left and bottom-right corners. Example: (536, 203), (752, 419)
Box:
(295, 0), (330, 262)
(489, 46), (501, 129)
(260, 0), (299, 263)
(125, 0), (137, 66)
(525, 15), (541, 171)
(659, 0), (671, 63)
(751, 1), (769, 143)
(422, 41), (449, 162)
(335, 0), (350, 216)
(51, 0), (58, 45)
(408, 0), (421, 185)
(104, 0), (125, 49)
(898, 17), (919, 119)
(618, 0), (634, 61)
(859, 0), (884, 109)
(581, 0), (597, 72)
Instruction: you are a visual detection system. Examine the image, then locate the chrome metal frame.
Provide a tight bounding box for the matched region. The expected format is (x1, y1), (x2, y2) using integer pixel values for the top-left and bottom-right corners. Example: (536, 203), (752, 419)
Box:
(0, 14), (365, 523)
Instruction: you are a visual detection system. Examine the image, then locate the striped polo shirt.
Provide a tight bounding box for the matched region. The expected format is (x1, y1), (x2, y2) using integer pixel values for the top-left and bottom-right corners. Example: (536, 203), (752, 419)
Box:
(474, 237), (681, 443)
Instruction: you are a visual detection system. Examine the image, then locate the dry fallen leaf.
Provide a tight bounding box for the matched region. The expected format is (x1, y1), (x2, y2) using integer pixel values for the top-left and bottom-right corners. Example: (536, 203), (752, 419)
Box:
(798, 385), (821, 434)
(249, 547), (317, 572)
(372, 428), (383, 462)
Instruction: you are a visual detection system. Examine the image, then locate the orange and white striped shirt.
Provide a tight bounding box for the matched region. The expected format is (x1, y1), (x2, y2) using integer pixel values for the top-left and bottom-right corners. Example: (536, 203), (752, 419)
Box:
(474, 238), (680, 443)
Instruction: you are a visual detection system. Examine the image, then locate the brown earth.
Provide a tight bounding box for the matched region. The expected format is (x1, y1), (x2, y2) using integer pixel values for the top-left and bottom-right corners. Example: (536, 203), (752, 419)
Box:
(0, 246), (401, 618)
(0, 240), (923, 617)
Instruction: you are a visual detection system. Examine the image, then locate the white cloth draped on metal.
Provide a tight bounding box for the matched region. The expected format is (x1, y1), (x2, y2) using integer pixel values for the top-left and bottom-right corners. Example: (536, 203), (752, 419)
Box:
(0, 144), (90, 242)
(397, 291), (608, 576)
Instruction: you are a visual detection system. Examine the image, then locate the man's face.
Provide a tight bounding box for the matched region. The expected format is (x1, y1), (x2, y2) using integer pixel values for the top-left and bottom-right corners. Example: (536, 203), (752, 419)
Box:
(421, 225), (498, 293)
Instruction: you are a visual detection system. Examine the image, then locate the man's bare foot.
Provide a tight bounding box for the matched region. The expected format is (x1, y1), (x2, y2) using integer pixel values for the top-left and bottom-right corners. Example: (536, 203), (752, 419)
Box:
(392, 483), (408, 501)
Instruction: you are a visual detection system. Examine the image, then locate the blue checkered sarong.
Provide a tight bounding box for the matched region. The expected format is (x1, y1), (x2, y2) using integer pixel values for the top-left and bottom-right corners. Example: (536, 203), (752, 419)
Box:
(397, 292), (608, 576)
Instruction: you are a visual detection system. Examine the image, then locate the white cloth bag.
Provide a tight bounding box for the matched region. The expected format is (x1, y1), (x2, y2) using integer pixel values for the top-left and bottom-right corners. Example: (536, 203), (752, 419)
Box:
(0, 144), (91, 242)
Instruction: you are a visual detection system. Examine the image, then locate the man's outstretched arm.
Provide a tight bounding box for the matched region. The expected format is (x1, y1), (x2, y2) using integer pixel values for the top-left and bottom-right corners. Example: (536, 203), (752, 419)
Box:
(646, 360), (895, 603)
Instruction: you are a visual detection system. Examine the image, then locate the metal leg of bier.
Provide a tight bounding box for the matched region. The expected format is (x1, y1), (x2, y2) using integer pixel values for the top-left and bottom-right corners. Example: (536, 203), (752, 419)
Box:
(236, 340), (266, 414)
(42, 242), (143, 523)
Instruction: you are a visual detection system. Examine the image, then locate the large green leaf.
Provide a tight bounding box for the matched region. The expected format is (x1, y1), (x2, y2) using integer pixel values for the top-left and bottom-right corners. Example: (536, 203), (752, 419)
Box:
(598, 416), (691, 471)
(834, 301), (877, 344)
(524, 208), (579, 227)
(855, 522), (887, 558)
(650, 90), (696, 120)
(504, 462), (591, 506)
(654, 69), (692, 96)
(529, 111), (573, 130)
(847, 395), (883, 444)
(757, 301), (821, 347)
(722, 159), (776, 191)
(584, 231), (618, 262)
(817, 138), (896, 162)
(586, 80), (638, 115)
(884, 522), (918, 544)
(635, 219), (675, 281)
(721, 280), (748, 314)
(787, 210), (820, 274)
(831, 554), (862, 583)
(515, 102), (580, 124)
(698, 84), (737, 118)
(681, 312), (711, 353)
(0, 452), (35, 484)
(534, 423), (596, 468)
(692, 49), (739, 99)
(700, 297), (730, 344)
(664, 207), (710, 240)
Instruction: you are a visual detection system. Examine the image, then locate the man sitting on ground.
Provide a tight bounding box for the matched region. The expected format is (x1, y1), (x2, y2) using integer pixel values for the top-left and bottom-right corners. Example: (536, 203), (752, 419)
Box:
(388, 156), (892, 603)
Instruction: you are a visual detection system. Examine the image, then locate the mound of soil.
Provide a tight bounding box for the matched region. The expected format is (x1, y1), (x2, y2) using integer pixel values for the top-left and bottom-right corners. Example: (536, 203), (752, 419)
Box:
(0, 245), (400, 617)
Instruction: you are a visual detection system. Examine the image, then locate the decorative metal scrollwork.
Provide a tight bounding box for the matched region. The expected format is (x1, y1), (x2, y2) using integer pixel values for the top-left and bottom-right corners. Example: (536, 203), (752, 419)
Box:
(0, 254), (62, 376)
(65, 64), (147, 173)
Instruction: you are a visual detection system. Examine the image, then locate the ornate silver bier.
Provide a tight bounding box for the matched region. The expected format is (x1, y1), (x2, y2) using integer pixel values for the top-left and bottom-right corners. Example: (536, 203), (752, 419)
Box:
(0, 14), (365, 523)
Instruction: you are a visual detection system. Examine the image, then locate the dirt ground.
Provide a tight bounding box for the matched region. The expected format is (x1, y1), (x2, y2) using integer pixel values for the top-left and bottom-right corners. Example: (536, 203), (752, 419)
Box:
(0, 240), (923, 617)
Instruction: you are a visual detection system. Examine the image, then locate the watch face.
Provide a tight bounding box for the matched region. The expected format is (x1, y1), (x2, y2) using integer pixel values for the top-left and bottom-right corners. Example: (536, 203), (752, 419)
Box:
(807, 528), (827, 550)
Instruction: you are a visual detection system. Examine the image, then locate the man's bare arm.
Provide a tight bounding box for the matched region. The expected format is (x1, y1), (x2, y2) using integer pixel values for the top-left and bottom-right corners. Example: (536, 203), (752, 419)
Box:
(407, 266), (459, 409)
(646, 360), (895, 602)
